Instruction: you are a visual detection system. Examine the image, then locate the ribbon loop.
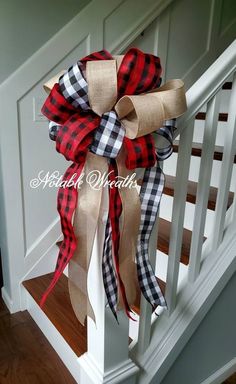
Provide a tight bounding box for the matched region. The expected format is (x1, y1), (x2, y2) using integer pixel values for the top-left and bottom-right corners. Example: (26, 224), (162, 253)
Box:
(59, 62), (90, 111)
(116, 94), (165, 139)
(87, 60), (118, 116)
(90, 111), (125, 158)
(115, 79), (186, 139)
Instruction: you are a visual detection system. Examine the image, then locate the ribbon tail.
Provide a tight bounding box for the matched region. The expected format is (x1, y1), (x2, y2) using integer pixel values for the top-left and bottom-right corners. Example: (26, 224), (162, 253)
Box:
(39, 162), (83, 308)
(136, 165), (167, 309)
(103, 160), (134, 320)
(102, 217), (118, 321)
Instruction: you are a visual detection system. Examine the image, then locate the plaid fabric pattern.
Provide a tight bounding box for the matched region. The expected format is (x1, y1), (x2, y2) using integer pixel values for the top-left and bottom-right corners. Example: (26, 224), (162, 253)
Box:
(80, 50), (113, 62)
(134, 120), (176, 309)
(40, 162), (84, 306)
(117, 48), (162, 98)
(102, 216), (118, 319)
(106, 161), (134, 318)
(59, 62), (90, 110)
(124, 135), (156, 170)
(55, 112), (99, 163)
(42, 83), (76, 124)
(40, 47), (175, 320)
(155, 119), (176, 160)
(136, 165), (166, 308)
(90, 111), (125, 158)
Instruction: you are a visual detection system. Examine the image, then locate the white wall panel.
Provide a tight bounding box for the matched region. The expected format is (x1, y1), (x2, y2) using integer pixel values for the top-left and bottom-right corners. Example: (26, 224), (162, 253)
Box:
(123, 18), (158, 54)
(219, 0), (236, 36)
(18, 38), (89, 252)
(104, 0), (162, 50)
(166, 0), (212, 82)
(0, 0), (90, 83)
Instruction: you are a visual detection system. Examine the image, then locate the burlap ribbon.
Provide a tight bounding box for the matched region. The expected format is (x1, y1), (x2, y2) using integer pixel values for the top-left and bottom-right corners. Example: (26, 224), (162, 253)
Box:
(42, 52), (186, 325)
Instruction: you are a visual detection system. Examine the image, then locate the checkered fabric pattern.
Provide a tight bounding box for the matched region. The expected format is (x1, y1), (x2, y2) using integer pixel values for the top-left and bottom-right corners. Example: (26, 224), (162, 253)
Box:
(106, 160), (135, 318)
(136, 165), (166, 308)
(155, 119), (176, 160)
(134, 119), (176, 309)
(90, 111), (125, 158)
(124, 135), (156, 170)
(42, 83), (76, 124)
(40, 161), (84, 306)
(102, 216), (118, 320)
(117, 48), (162, 97)
(59, 62), (89, 110)
(40, 47), (176, 320)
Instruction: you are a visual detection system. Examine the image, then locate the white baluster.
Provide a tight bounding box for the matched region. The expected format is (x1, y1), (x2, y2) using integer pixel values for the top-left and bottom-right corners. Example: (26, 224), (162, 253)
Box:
(212, 72), (236, 249)
(79, 187), (139, 384)
(164, 119), (194, 315)
(188, 94), (220, 283)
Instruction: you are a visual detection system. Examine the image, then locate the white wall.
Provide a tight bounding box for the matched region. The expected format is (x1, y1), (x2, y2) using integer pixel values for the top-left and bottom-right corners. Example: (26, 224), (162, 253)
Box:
(158, 272), (236, 384)
(0, 0), (90, 83)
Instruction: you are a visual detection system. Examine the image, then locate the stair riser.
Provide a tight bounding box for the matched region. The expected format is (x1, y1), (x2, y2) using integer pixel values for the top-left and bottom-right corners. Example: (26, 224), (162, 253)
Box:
(163, 153), (236, 190)
(160, 194), (215, 238)
(194, 88), (231, 114)
(193, 120), (228, 146)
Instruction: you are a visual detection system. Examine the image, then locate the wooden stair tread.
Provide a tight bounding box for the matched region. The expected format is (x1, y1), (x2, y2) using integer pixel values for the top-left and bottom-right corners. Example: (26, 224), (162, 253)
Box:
(23, 273), (87, 357)
(164, 175), (234, 211)
(173, 141), (236, 163)
(157, 218), (193, 265)
(131, 277), (166, 315)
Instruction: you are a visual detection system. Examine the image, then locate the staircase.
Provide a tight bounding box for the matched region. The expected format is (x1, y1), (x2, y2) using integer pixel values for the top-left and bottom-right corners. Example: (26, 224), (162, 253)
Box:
(21, 41), (236, 384)
(1, 0), (236, 382)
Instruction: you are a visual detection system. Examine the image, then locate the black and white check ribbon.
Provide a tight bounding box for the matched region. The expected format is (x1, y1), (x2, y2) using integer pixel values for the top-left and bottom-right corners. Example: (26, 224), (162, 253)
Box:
(136, 120), (175, 309)
(102, 217), (118, 319)
(47, 61), (176, 317)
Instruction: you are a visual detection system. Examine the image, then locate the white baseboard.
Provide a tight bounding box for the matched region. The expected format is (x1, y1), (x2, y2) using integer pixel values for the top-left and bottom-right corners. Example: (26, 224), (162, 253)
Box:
(200, 358), (236, 384)
(1, 286), (14, 312)
(79, 353), (139, 384)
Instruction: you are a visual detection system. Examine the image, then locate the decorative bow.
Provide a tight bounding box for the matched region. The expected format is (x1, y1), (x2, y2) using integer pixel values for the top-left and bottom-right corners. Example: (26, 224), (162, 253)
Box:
(40, 48), (186, 324)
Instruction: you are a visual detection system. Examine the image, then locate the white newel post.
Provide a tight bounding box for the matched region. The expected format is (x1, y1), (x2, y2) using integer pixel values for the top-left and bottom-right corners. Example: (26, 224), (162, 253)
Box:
(79, 187), (139, 384)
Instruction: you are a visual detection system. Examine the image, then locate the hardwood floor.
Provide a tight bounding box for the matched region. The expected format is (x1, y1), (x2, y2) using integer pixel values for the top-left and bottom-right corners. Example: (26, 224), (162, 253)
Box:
(0, 297), (76, 384)
(222, 372), (236, 384)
